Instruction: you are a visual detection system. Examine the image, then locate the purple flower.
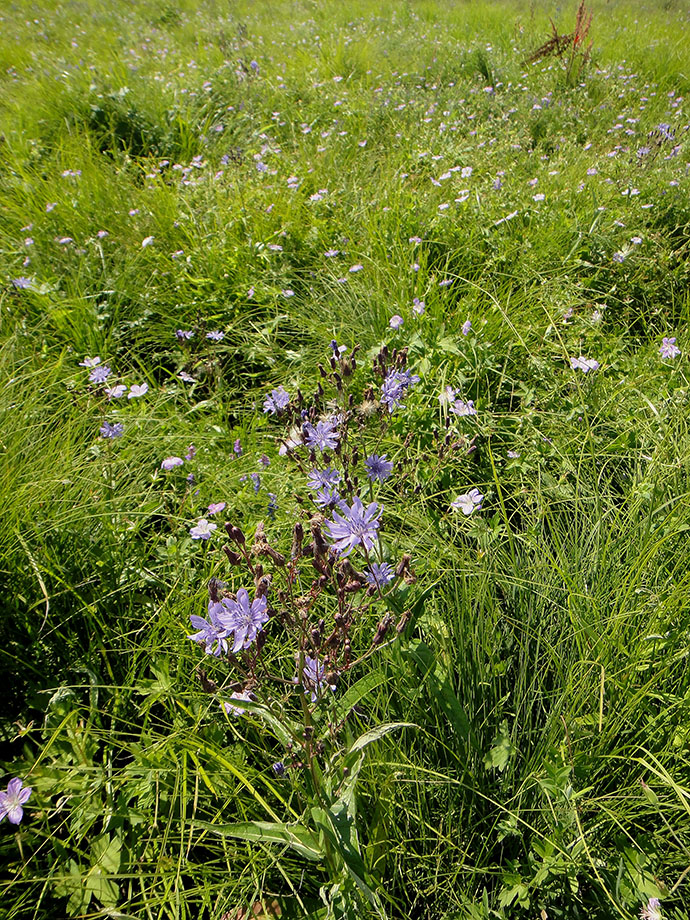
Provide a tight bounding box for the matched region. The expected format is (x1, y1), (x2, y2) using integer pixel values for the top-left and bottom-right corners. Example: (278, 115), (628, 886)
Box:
(11, 277), (33, 289)
(233, 438), (243, 456)
(207, 502), (226, 515)
(190, 519), (217, 540)
(100, 421), (124, 439)
(263, 385), (290, 415)
(412, 297), (425, 315)
(89, 365), (111, 384)
(105, 384), (127, 399)
(188, 601), (229, 656)
(314, 485), (340, 507)
(142, 236), (155, 248)
(450, 399), (477, 417)
(250, 472), (261, 493)
(161, 456), (184, 470)
(461, 319), (472, 336)
(186, 444), (196, 460)
(206, 330), (225, 341)
(639, 898), (662, 920)
(176, 329), (194, 341)
(250, 60), (260, 73)
(267, 493), (278, 518)
(271, 761), (286, 776)
(128, 383), (148, 399)
(570, 356), (600, 373)
(325, 496), (381, 555)
(0, 778), (31, 825)
(79, 356), (101, 368)
(307, 467), (341, 490)
(304, 419), (339, 452)
(451, 488), (483, 515)
(389, 314), (404, 329)
(259, 454), (270, 467)
(365, 454), (393, 482)
(380, 369), (419, 413)
(612, 251), (626, 263)
(364, 562), (396, 587)
(217, 588), (268, 653)
(302, 655), (336, 702)
(660, 337), (681, 359)
(222, 691), (253, 716)
(178, 371), (196, 383)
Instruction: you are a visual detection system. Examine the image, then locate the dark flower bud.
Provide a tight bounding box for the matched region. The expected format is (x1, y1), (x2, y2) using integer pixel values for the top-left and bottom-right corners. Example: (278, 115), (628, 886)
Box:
(255, 630), (267, 652)
(318, 363), (328, 378)
(372, 614), (394, 646)
(223, 546), (243, 565)
(396, 609), (411, 633)
(208, 577), (224, 602)
(291, 522), (304, 558)
(229, 525), (245, 545)
(197, 668), (218, 693)
(272, 761), (286, 776)
(396, 554), (412, 577)
(333, 372), (343, 391)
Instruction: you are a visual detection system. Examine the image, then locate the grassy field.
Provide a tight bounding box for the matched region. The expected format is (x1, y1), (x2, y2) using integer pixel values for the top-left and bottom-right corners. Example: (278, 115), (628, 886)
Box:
(1, 0), (690, 916)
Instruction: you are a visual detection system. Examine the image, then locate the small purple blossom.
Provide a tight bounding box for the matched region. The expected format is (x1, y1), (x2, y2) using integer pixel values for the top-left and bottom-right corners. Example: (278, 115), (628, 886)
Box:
(639, 898), (662, 920)
(451, 489), (483, 516)
(307, 467), (341, 490)
(660, 337), (681, 359)
(250, 472), (261, 493)
(461, 319), (472, 336)
(389, 314), (404, 329)
(365, 454), (393, 482)
(207, 502), (226, 515)
(185, 444), (196, 460)
(304, 419), (339, 452)
(161, 456), (184, 470)
(0, 778), (32, 825)
(222, 691), (254, 716)
(190, 518), (217, 540)
(217, 588), (268, 653)
(206, 330), (225, 341)
(128, 383), (148, 399)
(176, 329), (194, 341)
(79, 356), (101, 367)
(11, 277), (33, 289)
(364, 562), (396, 587)
(325, 496), (381, 555)
(100, 421), (124, 439)
(302, 655), (336, 702)
(267, 493), (278, 519)
(570, 356), (600, 373)
(263, 385), (290, 415)
(380, 369), (420, 413)
(89, 365), (112, 384)
(450, 399), (477, 417)
(271, 761), (286, 776)
(233, 438), (243, 456)
(412, 297), (425, 315)
(314, 485), (340, 507)
(105, 384), (127, 399)
(188, 601), (229, 656)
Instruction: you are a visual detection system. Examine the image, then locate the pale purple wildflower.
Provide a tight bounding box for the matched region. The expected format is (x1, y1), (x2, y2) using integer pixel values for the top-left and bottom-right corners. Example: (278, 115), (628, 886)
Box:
(185, 444), (196, 460)
(365, 454), (393, 482)
(206, 330), (225, 341)
(349, 263), (363, 273)
(451, 488), (484, 515)
(105, 384), (127, 399)
(640, 898), (662, 920)
(176, 329), (194, 341)
(100, 421), (123, 439)
(660, 337), (681, 359)
(612, 251), (626, 263)
(412, 298), (425, 315)
(570, 356), (600, 373)
(314, 486), (340, 507)
(11, 277), (33, 289)
(324, 249), (339, 257)
(263, 386), (290, 415)
(272, 761), (286, 776)
(0, 778), (31, 825)
(128, 383), (148, 399)
(304, 419), (339, 452)
(188, 602), (229, 656)
(267, 493), (278, 518)
(389, 314), (404, 329)
(79, 356), (101, 367)
(190, 519), (217, 540)
(217, 588), (268, 653)
(325, 496), (381, 555)
(142, 236), (155, 248)
(89, 365), (111, 384)
(250, 473), (261, 493)
(259, 454), (270, 467)
(364, 562), (396, 587)
(302, 655), (336, 702)
(307, 467), (341, 490)
(380, 368), (419, 413)
(222, 691), (254, 716)
(462, 319), (472, 336)
(450, 399), (477, 417)
(233, 438), (243, 456)
(207, 502), (226, 515)
(161, 456), (184, 470)
(178, 372), (196, 383)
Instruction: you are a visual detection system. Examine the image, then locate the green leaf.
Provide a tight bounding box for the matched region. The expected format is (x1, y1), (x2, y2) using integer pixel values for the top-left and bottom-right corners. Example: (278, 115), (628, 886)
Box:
(348, 722), (415, 754)
(194, 820), (325, 861)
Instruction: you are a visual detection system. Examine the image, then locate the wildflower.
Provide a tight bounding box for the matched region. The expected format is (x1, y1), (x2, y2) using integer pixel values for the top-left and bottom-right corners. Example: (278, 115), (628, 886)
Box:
(364, 562), (396, 587)
(324, 249), (339, 257)
(304, 419), (339, 452)
(314, 485), (340, 507)
(263, 385), (290, 415)
(570, 356), (600, 373)
(142, 236), (155, 248)
(0, 778), (31, 825)
(409, 236), (422, 244)
(412, 297), (425, 315)
(190, 519), (217, 540)
(185, 445), (196, 460)
(105, 384), (127, 399)
(128, 383), (148, 399)
(267, 493), (278, 519)
(389, 314), (404, 329)
(612, 251), (626, 263)
(97, 230), (108, 239)
(176, 329), (194, 342)
(222, 691), (254, 716)
(206, 330), (225, 341)
(233, 438), (243, 456)
(660, 337), (681, 359)
(461, 319), (472, 336)
(461, 166), (473, 178)
(161, 456), (184, 470)
(11, 277), (33, 289)
(207, 502), (226, 515)
(450, 399), (477, 417)
(349, 263), (363, 273)
(302, 655), (336, 702)
(250, 472), (261, 493)
(380, 368), (419, 413)
(533, 193), (545, 202)
(325, 496), (381, 555)
(631, 236), (642, 245)
(307, 467), (341, 490)
(79, 356), (101, 367)
(188, 602), (229, 656)
(217, 588), (268, 653)
(100, 421), (124, 439)
(640, 898), (662, 920)
(365, 454), (394, 482)
(250, 60), (260, 73)
(89, 365), (111, 384)
(271, 761), (286, 776)
(178, 371), (196, 383)
(451, 489), (484, 515)
(259, 454), (270, 467)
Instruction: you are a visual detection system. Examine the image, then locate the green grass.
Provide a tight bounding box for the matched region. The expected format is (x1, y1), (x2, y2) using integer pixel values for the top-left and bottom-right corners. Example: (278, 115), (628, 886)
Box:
(1, 0), (690, 917)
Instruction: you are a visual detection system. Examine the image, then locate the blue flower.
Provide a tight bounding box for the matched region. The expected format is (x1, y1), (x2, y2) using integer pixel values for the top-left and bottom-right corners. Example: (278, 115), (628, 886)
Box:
(89, 365), (111, 384)
(307, 467), (341, 490)
(314, 486), (340, 507)
(251, 472), (261, 493)
(380, 369), (419, 413)
(365, 454), (393, 482)
(188, 601), (230, 656)
(217, 588), (269, 654)
(325, 496), (381, 555)
(304, 419), (339, 452)
(364, 562), (396, 587)
(302, 655), (336, 702)
(100, 421), (124, 439)
(0, 778), (31, 825)
(263, 386), (290, 415)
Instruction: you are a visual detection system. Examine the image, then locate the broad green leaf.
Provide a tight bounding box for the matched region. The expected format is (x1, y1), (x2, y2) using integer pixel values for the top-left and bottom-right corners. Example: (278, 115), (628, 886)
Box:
(349, 722), (415, 754)
(194, 819), (325, 861)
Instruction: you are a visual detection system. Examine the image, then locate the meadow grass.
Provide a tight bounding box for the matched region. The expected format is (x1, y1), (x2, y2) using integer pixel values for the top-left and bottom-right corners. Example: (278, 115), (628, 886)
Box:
(1, 0), (690, 917)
